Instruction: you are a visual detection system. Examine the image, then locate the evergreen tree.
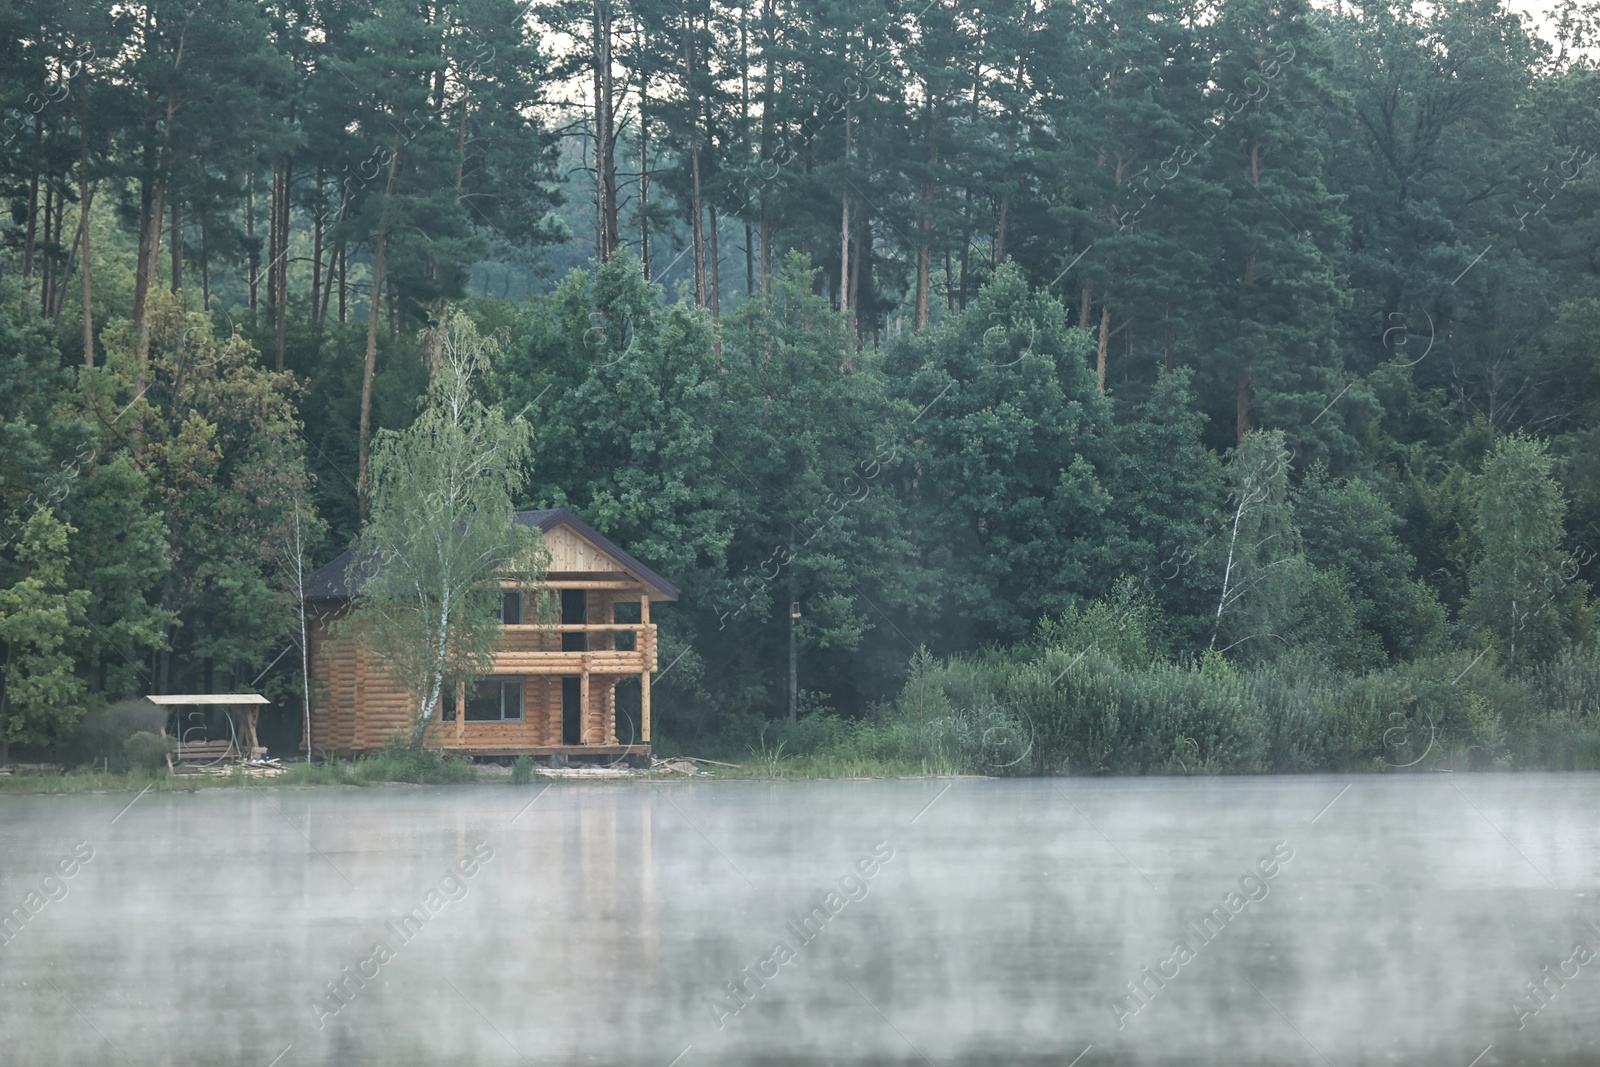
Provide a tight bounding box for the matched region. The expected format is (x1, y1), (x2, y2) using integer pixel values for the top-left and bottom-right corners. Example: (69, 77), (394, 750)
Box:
(890, 265), (1118, 647)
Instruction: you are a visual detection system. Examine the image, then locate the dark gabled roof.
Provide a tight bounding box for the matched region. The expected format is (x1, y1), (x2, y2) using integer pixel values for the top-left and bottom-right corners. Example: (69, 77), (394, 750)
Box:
(303, 508), (679, 602)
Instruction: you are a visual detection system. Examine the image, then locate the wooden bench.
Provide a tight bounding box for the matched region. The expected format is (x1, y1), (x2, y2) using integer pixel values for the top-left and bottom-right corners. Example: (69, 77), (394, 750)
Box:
(169, 739), (238, 766)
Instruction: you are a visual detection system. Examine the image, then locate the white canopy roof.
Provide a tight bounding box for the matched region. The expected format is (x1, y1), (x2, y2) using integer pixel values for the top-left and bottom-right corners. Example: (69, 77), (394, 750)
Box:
(144, 694), (269, 705)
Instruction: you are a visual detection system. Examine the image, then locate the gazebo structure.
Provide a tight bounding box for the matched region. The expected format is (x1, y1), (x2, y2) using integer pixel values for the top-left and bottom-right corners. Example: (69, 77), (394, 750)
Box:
(144, 693), (271, 763)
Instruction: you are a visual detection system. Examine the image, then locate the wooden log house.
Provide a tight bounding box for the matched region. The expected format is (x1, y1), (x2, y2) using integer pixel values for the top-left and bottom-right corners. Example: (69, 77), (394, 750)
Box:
(302, 509), (678, 762)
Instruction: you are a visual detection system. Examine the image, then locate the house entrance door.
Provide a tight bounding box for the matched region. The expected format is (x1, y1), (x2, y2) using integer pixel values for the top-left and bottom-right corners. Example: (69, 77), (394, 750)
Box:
(562, 676), (582, 744)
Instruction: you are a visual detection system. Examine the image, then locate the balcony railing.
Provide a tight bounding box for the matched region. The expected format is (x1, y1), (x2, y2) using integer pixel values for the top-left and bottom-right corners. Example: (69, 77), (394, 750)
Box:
(492, 623), (656, 674)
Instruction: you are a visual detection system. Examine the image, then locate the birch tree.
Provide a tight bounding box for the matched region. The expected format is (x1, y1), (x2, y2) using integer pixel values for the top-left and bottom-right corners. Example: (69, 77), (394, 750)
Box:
(1209, 430), (1308, 659)
(1465, 435), (1585, 670)
(346, 311), (546, 746)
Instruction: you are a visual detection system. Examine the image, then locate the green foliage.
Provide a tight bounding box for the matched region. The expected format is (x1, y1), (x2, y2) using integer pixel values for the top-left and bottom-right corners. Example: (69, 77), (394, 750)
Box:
(1466, 435), (1588, 669)
(1208, 430), (1309, 661)
(890, 265), (1117, 646)
(349, 311), (544, 743)
(121, 731), (175, 771)
(1035, 580), (1160, 669)
(6, 0), (1600, 771)
(279, 737), (478, 785)
(1110, 368), (1228, 650)
(1294, 467), (1446, 665)
(510, 755), (533, 784)
(67, 697), (169, 770)
(0, 510), (89, 751)
(87, 293), (317, 693)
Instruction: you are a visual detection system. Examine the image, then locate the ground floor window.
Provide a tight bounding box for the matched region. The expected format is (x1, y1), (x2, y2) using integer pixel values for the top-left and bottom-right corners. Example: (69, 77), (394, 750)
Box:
(443, 677), (524, 722)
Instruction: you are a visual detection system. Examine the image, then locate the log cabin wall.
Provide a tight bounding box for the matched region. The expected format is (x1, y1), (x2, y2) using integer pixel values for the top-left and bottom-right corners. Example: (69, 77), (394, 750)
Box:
(311, 594), (652, 755)
(306, 609), (360, 754)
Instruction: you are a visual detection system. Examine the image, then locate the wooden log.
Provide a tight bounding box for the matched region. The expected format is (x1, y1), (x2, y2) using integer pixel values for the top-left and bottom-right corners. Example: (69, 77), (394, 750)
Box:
(500, 580), (642, 590)
(500, 623), (652, 633)
(641, 593), (651, 744)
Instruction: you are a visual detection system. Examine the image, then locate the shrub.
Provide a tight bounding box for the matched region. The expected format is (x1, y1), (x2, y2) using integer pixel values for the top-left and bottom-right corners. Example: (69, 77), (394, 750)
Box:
(122, 731), (176, 771)
(510, 756), (533, 784)
(69, 699), (169, 771)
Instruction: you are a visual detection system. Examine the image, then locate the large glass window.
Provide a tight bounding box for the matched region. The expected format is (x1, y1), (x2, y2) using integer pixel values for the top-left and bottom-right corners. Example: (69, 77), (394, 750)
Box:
(444, 677), (524, 722)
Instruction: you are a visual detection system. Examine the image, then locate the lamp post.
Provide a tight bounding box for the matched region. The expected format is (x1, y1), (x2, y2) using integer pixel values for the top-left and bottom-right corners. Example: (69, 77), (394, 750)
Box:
(788, 599), (801, 723)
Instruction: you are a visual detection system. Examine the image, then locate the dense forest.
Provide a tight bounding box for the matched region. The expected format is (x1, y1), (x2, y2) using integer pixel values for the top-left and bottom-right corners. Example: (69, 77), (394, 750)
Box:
(2, 0), (1599, 769)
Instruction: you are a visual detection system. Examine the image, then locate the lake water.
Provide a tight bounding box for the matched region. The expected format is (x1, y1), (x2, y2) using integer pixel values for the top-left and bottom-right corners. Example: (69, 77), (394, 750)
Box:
(2, 775), (1598, 1066)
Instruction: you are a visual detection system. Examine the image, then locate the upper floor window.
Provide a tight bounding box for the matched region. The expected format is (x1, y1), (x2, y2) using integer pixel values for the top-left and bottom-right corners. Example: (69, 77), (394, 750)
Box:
(501, 589), (523, 625)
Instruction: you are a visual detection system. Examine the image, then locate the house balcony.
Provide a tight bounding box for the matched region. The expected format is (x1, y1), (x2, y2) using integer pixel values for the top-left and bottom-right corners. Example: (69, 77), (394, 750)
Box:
(491, 623), (658, 675)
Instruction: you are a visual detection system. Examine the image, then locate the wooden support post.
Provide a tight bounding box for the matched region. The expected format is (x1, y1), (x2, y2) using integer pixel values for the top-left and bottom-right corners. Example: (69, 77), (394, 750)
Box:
(579, 669), (591, 745)
(455, 680), (466, 746)
(640, 593), (651, 744)
(354, 648), (368, 751)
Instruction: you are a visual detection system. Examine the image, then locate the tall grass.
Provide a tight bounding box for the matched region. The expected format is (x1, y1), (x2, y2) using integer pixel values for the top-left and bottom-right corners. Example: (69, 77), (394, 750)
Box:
(278, 738), (478, 785)
(691, 639), (1600, 778)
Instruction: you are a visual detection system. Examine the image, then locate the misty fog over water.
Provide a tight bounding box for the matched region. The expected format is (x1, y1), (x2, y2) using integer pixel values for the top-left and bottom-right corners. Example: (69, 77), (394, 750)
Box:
(2, 776), (1598, 1066)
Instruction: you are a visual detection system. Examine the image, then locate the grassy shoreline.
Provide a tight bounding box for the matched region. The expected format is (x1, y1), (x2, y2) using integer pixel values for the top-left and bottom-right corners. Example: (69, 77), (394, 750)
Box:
(4, 753), (1597, 795)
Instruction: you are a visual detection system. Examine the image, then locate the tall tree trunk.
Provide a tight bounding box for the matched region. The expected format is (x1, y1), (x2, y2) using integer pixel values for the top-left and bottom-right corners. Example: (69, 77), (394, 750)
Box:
(690, 162), (705, 307)
(22, 167), (39, 312)
(1236, 368), (1252, 443)
(745, 222), (756, 295)
(848, 216), (864, 338)
(46, 182), (60, 316)
(321, 190), (342, 329)
(170, 198), (183, 293)
(132, 177), (168, 376)
(274, 160), (289, 372)
(79, 144), (94, 366)
(995, 193), (1009, 266)
(758, 0), (776, 294)
(958, 231), (970, 311)
(337, 234), (347, 323)
(246, 168), (258, 315)
(759, 191), (772, 294)
(268, 165), (280, 351)
(1096, 302), (1111, 394)
(686, 18), (705, 307)
(590, 0), (619, 262)
(840, 107), (851, 316)
(52, 188), (84, 323)
(359, 153), (399, 519)
(709, 206), (721, 319)
(39, 181), (55, 315)
(742, 7), (755, 296)
(1079, 283), (1092, 330)
(639, 81), (651, 278)
(51, 187), (68, 315)
(132, 30), (183, 375)
(200, 210), (210, 310)
(914, 237), (932, 331)
(913, 105), (937, 332)
(311, 172), (324, 325)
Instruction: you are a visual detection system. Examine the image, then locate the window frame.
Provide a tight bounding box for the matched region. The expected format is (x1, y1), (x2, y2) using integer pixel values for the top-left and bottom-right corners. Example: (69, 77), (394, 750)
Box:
(445, 676), (525, 723)
(501, 589), (523, 625)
